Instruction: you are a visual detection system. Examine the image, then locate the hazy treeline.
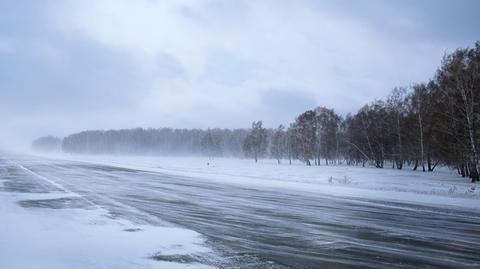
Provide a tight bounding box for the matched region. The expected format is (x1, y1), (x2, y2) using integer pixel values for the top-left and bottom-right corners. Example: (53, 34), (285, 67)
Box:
(34, 42), (480, 181)
(32, 136), (62, 152)
(61, 128), (249, 157)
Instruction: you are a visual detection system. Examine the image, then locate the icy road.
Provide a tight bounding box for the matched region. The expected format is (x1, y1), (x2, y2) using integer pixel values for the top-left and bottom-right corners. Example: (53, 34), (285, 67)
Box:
(1, 154), (480, 268)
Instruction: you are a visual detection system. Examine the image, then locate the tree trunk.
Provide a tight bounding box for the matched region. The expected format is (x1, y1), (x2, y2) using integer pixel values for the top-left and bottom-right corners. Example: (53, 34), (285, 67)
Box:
(427, 154), (432, 172)
(459, 84), (480, 181)
(470, 164), (479, 182)
(427, 155), (438, 172)
(430, 161), (438, 172)
(418, 113), (426, 172)
(335, 132), (339, 165)
(317, 131), (322, 166)
(396, 116), (403, 170)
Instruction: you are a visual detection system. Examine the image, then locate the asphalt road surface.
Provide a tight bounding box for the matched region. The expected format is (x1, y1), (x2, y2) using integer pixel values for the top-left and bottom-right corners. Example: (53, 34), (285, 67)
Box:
(1, 154), (479, 269)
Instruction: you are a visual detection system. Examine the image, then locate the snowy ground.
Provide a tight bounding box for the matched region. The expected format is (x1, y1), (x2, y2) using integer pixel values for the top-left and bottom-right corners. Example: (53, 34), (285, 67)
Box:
(2, 153), (480, 268)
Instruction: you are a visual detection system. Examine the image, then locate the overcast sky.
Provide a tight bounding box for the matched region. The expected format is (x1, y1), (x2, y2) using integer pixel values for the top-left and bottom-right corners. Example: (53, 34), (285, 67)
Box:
(0, 0), (479, 148)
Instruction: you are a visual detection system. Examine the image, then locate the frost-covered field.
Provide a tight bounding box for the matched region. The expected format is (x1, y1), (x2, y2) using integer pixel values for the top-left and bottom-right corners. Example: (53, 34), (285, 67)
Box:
(52, 154), (480, 209)
(2, 153), (480, 268)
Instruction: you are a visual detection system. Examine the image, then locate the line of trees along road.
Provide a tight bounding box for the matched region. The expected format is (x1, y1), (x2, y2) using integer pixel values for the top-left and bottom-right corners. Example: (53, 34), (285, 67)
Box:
(46, 42), (480, 182)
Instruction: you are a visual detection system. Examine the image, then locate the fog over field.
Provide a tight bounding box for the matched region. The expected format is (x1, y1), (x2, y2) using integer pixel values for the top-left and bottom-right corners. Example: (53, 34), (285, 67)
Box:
(1, 1), (480, 268)
(1, 0), (479, 148)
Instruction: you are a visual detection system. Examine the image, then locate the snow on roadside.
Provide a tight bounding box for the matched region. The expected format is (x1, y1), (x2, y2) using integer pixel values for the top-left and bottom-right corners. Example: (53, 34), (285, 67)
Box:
(37, 153), (480, 210)
(0, 190), (214, 269)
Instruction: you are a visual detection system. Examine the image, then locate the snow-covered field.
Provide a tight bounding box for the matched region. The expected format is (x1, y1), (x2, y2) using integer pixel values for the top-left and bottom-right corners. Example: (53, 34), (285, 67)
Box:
(2, 153), (480, 268)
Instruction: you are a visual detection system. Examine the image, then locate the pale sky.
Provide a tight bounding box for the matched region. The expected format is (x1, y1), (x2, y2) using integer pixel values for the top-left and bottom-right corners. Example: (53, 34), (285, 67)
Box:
(0, 0), (479, 148)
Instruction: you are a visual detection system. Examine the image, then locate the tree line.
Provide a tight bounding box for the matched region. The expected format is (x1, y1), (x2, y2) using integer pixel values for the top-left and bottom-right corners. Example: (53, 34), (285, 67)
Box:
(60, 128), (249, 157)
(247, 42), (480, 182)
(34, 42), (479, 181)
(32, 136), (62, 152)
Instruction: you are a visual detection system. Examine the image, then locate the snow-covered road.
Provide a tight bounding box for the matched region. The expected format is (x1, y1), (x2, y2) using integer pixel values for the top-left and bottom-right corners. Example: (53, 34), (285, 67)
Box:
(1, 154), (480, 268)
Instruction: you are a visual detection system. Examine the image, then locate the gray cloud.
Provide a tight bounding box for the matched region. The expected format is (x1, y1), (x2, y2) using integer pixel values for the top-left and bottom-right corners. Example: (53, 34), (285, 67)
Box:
(260, 90), (317, 125)
(0, 0), (479, 149)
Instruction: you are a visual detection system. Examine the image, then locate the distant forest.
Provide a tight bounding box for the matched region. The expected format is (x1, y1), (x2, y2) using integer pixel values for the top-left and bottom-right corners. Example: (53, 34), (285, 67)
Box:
(34, 42), (480, 182)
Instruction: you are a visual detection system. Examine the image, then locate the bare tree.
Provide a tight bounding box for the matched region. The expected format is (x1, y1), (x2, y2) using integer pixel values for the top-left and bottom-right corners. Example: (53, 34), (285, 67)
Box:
(243, 121), (268, 163)
(270, 125), (286, 164)
(294, 111), (316, 165)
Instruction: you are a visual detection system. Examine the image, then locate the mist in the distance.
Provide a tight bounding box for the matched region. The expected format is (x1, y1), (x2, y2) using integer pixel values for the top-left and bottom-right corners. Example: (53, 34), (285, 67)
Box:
(1, 0), (479, 152)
